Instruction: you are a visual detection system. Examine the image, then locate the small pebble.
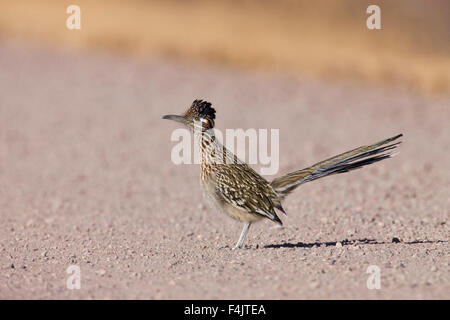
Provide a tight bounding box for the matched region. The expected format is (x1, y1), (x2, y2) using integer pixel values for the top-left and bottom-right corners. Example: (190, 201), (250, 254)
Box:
(392, 237), (401, 243)
(96, 269), (106, 276)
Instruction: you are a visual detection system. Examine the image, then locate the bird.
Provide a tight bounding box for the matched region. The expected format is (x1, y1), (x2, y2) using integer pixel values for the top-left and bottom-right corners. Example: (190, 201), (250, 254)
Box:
(163, 99), (402, 249)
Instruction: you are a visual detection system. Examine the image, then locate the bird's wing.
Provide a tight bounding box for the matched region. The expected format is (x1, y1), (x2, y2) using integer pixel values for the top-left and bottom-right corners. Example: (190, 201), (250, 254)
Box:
(214, 164), (283, 224)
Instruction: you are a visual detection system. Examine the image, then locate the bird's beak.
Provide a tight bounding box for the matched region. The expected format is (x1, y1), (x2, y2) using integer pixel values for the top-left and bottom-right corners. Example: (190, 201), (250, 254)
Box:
(162, 114), (188, 125)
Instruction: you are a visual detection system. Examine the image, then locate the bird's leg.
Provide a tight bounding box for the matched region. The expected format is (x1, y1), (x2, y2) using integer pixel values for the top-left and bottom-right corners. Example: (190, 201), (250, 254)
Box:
(233, 222), (251, 250)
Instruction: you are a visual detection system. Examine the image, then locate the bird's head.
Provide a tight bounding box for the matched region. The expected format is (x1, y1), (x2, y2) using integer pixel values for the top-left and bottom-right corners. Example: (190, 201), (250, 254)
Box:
(162, 99), (216, 131)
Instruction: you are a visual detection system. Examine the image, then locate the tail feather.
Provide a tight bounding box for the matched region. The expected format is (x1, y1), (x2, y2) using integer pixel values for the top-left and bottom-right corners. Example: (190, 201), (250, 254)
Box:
(270, 134), (403, 198)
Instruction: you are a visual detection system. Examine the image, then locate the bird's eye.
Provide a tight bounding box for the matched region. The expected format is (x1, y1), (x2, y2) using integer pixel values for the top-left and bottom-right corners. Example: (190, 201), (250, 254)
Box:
(200, 118), (213, 128)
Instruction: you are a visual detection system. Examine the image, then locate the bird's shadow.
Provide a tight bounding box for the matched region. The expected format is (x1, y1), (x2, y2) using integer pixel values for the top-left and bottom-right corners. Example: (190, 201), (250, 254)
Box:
(264, 238), (447, 249)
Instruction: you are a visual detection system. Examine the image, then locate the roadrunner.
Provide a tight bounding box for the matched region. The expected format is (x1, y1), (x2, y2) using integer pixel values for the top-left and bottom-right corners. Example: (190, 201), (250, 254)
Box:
(163, 100), (402, 249)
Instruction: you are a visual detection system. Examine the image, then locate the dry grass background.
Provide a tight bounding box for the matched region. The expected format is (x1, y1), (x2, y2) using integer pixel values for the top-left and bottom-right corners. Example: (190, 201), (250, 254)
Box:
(0, 0), (449, 94)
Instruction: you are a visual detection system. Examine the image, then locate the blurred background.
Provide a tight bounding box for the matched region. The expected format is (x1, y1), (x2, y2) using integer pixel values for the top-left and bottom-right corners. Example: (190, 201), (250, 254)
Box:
(1, 0), (449, 94)
(1, 0), (449, 300)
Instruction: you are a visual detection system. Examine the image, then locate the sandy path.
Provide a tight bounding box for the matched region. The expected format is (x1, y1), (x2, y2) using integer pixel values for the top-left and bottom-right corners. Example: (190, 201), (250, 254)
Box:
(0, 41), (448, 299)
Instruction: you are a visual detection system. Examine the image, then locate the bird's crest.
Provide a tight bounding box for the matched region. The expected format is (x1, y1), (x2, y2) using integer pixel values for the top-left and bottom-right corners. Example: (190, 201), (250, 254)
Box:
(184, 99), (216, 128)
(191, 99), (215, 120)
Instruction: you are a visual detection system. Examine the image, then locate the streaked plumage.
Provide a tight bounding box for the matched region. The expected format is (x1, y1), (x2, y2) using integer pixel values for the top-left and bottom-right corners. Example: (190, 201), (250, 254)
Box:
(163, 100), (403, 249)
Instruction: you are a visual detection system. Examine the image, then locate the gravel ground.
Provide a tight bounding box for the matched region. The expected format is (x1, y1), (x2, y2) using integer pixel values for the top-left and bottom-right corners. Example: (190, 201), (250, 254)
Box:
(0, 41), (448, 299)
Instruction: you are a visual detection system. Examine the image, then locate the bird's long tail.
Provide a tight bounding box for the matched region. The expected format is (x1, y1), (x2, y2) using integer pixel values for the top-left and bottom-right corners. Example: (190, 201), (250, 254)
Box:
(270, 134), (403, 198)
